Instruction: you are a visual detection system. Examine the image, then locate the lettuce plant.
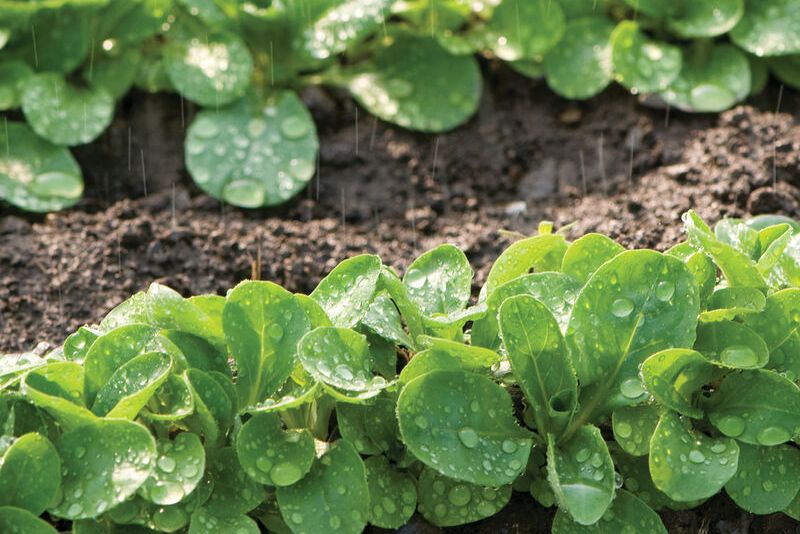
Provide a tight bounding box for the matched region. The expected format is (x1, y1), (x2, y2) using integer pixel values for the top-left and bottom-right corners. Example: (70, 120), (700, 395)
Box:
(3, 210), (800, 532)
(2, 0), (800, 211)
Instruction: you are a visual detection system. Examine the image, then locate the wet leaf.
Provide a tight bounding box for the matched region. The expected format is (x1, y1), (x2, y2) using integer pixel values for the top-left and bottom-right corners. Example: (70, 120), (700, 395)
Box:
(345, 33), (481, 132)
(694, 320), (769, 369)
(188, 507), (260, 534)
(50, 419), (156, 520)
(482, 234), (569, 299)
(561, 233), (624, 284)
(223, 280), (311, 406)
(0, 506), (57, 534)
(311, 254), (382, 327)
(649, 411), (739, 502)
(276, 440), (369, 534)
(139, 433), (206, 506)
(236, 412), (314, 486)
(403, 244), (472, 317)
(611, 21), (682, 93)
(667, 0), (743, 38)
(303, 0), (392, 59)
(203, 447), (263, 516)
(707, 369), (800, 446)
(641, 349), (715, 418)
(0, 122), (83, 211)
(21, 362), (96, 431)
(0, 433), (60, 514)
(699, 287), (766, 322)
(362, 292), (415, 349)
(398, 369), (533, 486)
(731, 0), (800, 56)
(485, 0), (564, 60)
(0, 59), (31, 110)
(544, 18), (614, 99)
(551, 489), (666, 533)
(547, 425), (615, 525)
(337, 395), (399, 456)
(417, 466), (511, 527)
(611, 404), (661, 456)
(364, 456), (417, 528)
(91, 351), (172, 419)
(185, 91), (318, 207)
(724, 442), (800, 514)
(184, 369), (234, 446)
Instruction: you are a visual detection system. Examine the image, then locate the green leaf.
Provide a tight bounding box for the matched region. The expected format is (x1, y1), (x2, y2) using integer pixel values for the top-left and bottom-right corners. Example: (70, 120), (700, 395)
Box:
(416, 336), (501, 368)
(0, 59), (31, 110)
(310, 254), (382, 327)
(699, 287), (766, 322)
(707, 369), (800, 445)
(184, 369), (234, 446)
(236, 412), (315, 486)
(770, 55), (800, 89)
(63, 326), (99, 362)
(546, 425), (615, 525)
(683, 211), (764, 288)
(50, 419), (156, 520)
(613, 451), (703, 511)
(223, 280), (310, 406)
(561, 233), (624, 284)
(610, 21), (682, 93)
(142, 373), (195, 422)
(20, 73), (114, 146)
(85, 48), (141, 100)
(485, 0), (565, 60)
(551, 490), (666, 533)
(611, 404), (660, 456)
(203, 447), (263, 517)
(276, 440), (369, 534)
(731, 0), (800, 56)
(398, 348), (473, 385)
(345, 33), (481, 132)
(544, 17), (614, 99)
(362, 292), (415, 349)
(0, 121), (83, 212)
(715, 218), (761, 259)
(499, 294), (577, 437)
(661, 44), (751, 113)
(472, 272), (581, 351)
(243, 379), (320, 414)
(337, 395), (399, 456)
(742, 288), (800, 352)
(0, 506), (57, 534)
(19, 5), (93, 72)
(694, 320), (769, 369)
(482, 234), (569, 299)
(189, 507), (260, 534)
(364, 456), (417, 529)
(641, 349), (715, 418)
(185, 91), (318, 207)
(303, 0), (392, 59)
(139, 433), (206, 506)
(298, 326), (391, 393)
(667, 0), (743, 38)
(649, 411), (739, 502)
(145, 284), (225, 348)
(417, 466), (511, 527)
(566, 250), (699, 415)
(91, 351), (172, 418)
(164, 30), (253, 107)
(0, 433), (60, 514)
(398, 369), (533, 486)
(724, 442), (800, 514)
(0, 351), (47, 390)
(21, 362), (96, 431)
(403, 244), (472, 317)
(666, 242), (717, 306)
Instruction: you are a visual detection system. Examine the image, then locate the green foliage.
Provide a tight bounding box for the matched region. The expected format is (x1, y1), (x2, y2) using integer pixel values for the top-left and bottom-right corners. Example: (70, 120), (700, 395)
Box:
(6, 209), (800, 531)
(3, 0), (799, 212)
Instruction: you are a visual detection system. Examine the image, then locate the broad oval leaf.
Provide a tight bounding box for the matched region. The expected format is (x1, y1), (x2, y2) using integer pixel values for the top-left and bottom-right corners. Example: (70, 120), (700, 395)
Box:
(561, 233), (624, 284)
(50, 419), (156, 520)
(546, 425), (615, 525)
(362, 292), (415, 349)
(694, 320), (769, 369)
(346, 33), (481, 132)
(142, 373), (195, 422)
(700, 287), (766, 322)
(185, 91), (318, 207)
(551, 489), (666, 533)
(0, 506), (57, 534)
(641, 349), (716, 418)
(184, 369), (234, 446)
(223, 280), (310, 406)
(485, 0), (565, 60)
(139, 433), (206, 506)
(649, 411), (739, 502)
(0, 60), (31, 110)
(337, 395), (400, 456)
(276, 440), (369, 534)
(0, 433), (60, 515)
(310, 254), (382, 327)
(725, 442), (800, 514)
(611, 21), (682, 93)
(398, 369), (532, 486)
(499, 294), (577, 436)
(403, 244), (472, 317)
(611, 404), (660, 456)
(165, 30), (253, 107)
(566, 250), (699, 413)
(21, 362), (96, 431)
(21, 73), (114, 146)
(364, 455), (417, 529)
(417, 466), (511, 527)
(188, 507), (260, 534)
(544, 17), (614, 99)
(203, 447), (263, 517)
(416, 335), (501, 368)
(236, 412), (315, 486)
(707, 369), (800, 445)
(730, 0), (800, 57)
(303, 0), (392, 59)
(0, 122), (83, 211)
(91, 351), (172, 418)
(482, 234), (569, 299)
(667, 0), (743, 38)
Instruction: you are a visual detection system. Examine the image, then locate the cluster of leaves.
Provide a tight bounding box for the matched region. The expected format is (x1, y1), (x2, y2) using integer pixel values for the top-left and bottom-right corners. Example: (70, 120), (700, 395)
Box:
(2, 0), (800, 212)
(4, 210), (800, 532)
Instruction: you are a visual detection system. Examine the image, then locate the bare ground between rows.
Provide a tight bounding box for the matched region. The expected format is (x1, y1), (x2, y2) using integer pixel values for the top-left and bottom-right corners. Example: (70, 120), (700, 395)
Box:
(1, 66), (800, 532)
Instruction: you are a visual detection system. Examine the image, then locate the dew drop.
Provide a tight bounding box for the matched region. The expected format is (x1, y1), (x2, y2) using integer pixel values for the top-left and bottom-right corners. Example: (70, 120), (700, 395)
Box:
(611, 298), (634, 318)
(222, 179), (265, 208)
(281, 116), (309, 139)
(688, 450), (706, 464)
(757, 426), (791, 446)
(716, 415), (745, 437)
(620, 377), (645, 399)
(271, 462), (302, 486)
(615, 421), (633, 439)
(720, 345), (758, 368)
(448, 484), (472, 506)
(655, 281), (675, 301)
(405, 268), (426, 289)
(458, 427), (479, 449)
(501, 440), (518, 453)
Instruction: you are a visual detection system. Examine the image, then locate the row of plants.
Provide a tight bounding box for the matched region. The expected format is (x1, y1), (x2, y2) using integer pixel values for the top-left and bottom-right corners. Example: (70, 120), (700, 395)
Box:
(3, 210), (800, 532)
(1, 0), (799, 212)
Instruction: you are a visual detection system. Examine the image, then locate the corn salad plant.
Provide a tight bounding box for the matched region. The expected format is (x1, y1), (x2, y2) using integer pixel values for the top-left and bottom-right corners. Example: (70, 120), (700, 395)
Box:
(2, 0), (800, 211)
(3, 210), (800, 532)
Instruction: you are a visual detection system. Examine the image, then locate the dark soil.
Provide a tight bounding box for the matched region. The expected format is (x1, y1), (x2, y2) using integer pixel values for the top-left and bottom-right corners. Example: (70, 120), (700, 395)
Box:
(2, 64), (800, 533)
